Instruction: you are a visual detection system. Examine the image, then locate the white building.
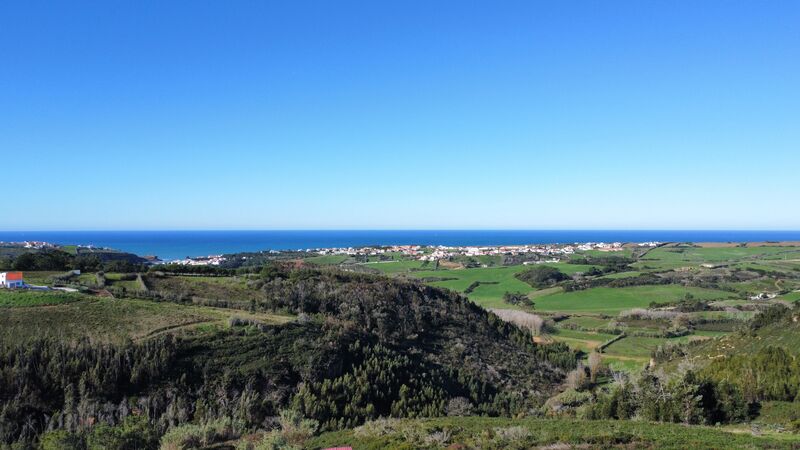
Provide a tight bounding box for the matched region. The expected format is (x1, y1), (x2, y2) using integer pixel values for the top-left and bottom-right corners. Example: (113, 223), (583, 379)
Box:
(0, 272), (24, 288)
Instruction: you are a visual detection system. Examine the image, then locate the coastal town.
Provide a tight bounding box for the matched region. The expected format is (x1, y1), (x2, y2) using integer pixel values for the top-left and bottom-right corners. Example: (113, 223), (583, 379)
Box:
(2, 240), (662, 268)
(145, 241), (662, 266)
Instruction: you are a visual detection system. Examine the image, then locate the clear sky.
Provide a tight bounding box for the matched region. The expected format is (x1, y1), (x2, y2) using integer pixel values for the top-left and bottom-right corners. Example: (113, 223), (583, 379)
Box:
(2, 1), (798, 230)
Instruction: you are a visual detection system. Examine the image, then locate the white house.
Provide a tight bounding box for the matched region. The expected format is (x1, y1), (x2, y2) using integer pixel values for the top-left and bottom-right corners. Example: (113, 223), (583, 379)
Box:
(0, 272), (24, 288)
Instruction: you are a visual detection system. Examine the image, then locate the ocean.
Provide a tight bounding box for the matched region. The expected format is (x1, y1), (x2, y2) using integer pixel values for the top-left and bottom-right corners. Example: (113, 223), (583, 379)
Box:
(1, 230), (800, 261)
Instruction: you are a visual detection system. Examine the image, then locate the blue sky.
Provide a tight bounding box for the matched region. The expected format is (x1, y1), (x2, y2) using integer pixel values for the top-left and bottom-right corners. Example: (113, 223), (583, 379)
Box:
(2, 1), (798, 230)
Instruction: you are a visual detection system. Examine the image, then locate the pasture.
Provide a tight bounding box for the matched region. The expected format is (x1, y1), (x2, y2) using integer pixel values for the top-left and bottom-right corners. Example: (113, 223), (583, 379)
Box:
(533, 285), (737, 314)
(0, 293), (294, 343)
(407, 263), (598, 309)
(0, 290), (83, 307)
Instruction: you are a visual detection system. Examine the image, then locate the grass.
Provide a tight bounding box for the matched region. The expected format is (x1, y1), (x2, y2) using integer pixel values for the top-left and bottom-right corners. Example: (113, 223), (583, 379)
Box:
(304, 254), (351, 265)
(777, 291), (800, 302)
(641, 246), (800, 265)
(754, 401), (800, 425)
(0, 294), (294, 343)
(603, 356), (648, 373)
(408, 263), (598, 309)
(363, 259), (433, 273)
(559, 315), (614, 329)
(307, 416), (800, 449)
(599, 270), (642, 279)
(603, 335), (695, 359)
(18, 271), (65, 285)
(0, 290), (84, 307)
(548, 328), (618, 352)
(534, 285), (736, 314)
(145, 275), (264, 304)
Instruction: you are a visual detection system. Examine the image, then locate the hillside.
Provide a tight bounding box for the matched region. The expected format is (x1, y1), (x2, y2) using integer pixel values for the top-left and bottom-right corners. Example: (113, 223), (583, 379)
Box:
(0, 267), (575, 447)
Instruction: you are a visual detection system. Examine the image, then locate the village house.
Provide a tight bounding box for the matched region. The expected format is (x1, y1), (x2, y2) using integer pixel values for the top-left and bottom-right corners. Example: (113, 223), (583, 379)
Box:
(0, 271), (24, 288)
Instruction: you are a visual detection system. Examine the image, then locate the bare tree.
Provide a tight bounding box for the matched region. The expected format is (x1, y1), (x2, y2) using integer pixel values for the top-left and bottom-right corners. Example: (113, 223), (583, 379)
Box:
(588, 352), (603, 382)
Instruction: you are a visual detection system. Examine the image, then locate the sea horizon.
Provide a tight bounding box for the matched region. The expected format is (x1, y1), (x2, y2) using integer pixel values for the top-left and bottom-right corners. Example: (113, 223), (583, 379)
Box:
(3, 229), (800, 261)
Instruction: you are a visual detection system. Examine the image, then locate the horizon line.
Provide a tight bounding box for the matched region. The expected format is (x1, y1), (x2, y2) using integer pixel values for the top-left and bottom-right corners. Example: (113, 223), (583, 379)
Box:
(3, 228), (800, 233)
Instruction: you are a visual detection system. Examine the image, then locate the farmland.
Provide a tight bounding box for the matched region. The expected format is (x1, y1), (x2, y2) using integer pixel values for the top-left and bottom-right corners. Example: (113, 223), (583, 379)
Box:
(0, 290), (293, 343)
(534, 285), (736, 314)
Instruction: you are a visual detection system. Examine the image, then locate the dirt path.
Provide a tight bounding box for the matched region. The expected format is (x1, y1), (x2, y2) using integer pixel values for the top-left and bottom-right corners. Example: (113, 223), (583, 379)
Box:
(134, 318), (218, 341)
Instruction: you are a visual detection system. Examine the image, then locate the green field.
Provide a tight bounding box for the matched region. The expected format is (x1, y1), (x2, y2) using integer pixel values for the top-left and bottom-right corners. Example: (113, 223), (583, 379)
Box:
(598, 270), (642, 279)
(362, 259), (433, 273)
(0, 293), (294, 343)
(641, 246), (800, 265)
(408, 263), (597, 309)
(548, 328), (618, 352)
(18, 271), (65, 285)
(604, 335), (696, 359)
(304, 254), (350, 265)
(0, 290), (83, 307)
(534, 285), (736, 314)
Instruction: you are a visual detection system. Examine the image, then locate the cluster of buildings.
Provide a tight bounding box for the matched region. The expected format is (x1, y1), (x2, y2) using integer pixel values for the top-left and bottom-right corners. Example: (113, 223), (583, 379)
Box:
(0, 241), (56, 249)
(312, 242), (660, 262)
(315, 245), (423, 257)
(169, 255), (227, 266)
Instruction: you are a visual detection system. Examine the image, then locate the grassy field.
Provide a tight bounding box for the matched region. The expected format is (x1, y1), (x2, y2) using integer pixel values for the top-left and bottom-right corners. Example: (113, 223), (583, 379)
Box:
(598, 270), (642, 279)
(362, 259), (433, 273)
(641, 246), (800, 265)
(19, 271), (65, 285)
(548, 328), (618, 352)
(603, 335), (696, 359)
(0, 293), (294, 343)
(533, 285), (737, 314)
(0, 290), (84, 307)
(407, 263), (598, 309)
(307, 416), (800, 449)
(304, 254), (350, 265)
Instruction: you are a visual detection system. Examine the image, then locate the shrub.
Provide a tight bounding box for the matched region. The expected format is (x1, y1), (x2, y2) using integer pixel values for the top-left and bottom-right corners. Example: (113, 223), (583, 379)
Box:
(39, 430), (82, 450)
(446, 397), (474, 416)
(160, 417), (239, 450)
(490, 309), (547, 335)
(515, 266), (569, 288)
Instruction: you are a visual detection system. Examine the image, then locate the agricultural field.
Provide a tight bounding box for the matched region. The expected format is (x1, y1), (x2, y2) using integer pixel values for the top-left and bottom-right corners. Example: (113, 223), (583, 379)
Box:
(360, 259), (434, 273)
(638, 245), (800, 266)
(546, 328), (618, 352)
(18, 271), (65, 286)
(406, 263), (598, 309)
(0, 290), (293, 343)
(534, 285), (736, 314)
(0, 290), (83, 307)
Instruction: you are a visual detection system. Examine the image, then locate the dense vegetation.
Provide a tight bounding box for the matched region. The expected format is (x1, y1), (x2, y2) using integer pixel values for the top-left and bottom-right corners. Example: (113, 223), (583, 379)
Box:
(515, 265), (568, 289)
(0, 248), (146, 273)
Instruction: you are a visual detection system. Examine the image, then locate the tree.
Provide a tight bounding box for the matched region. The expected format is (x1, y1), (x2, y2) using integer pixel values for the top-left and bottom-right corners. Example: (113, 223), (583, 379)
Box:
(588, 352), (603, 383)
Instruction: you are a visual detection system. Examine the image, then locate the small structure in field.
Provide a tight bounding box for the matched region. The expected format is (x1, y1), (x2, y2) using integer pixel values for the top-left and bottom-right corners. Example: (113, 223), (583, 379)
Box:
(0, 271), (24, 288)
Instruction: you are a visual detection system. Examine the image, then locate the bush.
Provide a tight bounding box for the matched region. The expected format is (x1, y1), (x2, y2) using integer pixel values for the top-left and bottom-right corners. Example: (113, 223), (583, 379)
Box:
(160, 418), (239, 450)
(39, 430), (82, 450)
(515, 266), (568, 288)
(446, 397), (474, 416)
